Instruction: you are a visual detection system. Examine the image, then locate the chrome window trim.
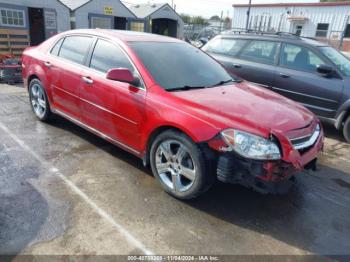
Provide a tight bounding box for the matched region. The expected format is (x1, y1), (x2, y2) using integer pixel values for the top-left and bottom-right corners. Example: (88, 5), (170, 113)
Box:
(292, 124), (321, 150)
(89, 37), (146, 90)
(46, 33), (146, 91)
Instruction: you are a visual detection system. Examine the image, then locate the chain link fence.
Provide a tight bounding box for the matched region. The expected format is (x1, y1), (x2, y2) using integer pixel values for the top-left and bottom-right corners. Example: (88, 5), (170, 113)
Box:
(184, 24), (350, 53)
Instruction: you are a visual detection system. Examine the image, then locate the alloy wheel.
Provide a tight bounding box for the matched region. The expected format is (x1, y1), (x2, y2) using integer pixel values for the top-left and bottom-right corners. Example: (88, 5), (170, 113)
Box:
(155, 140), (196, 192)
(30, 83), (46, 118)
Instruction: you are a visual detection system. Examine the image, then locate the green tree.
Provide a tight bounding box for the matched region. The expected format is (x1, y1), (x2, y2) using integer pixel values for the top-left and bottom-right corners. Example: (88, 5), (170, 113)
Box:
(180, 13), (191, 24)
(210, 15), (220, 21)
(192, 16), (208, 25)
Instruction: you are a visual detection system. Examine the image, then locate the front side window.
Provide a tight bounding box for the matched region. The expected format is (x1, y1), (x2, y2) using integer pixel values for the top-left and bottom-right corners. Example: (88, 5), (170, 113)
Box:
(280, 43), (324, 73)
(130, 42), (233, 91)
(320, 46), (350, 76)
(0, 8), (25, 27)
(239, 40), (278, 65)
(202, 38), (247, 56)
(59, 36), (93, 65)
(90, 39), (134, 73)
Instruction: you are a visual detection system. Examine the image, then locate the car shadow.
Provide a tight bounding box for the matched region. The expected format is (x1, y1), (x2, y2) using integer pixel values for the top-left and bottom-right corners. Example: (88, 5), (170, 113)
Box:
(46, 116), (350, 255)
(0, 146), (49, 255)
(185, 163), (350, 255)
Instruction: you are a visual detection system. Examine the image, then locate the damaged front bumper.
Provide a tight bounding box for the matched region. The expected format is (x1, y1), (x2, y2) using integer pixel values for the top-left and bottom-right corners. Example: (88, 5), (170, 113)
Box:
(215, 127), (324, 194)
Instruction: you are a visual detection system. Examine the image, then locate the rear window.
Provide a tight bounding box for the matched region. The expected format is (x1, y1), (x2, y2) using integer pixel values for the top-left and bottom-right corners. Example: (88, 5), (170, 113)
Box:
(50, 38), (64, 56)
(59, 36), (93, 65)
(202, 37), (247, 56)
(239, 40), (278, 65)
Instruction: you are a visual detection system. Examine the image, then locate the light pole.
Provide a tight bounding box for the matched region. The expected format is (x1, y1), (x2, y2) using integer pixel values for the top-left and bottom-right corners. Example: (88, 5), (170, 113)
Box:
(245, 0), (252, 30)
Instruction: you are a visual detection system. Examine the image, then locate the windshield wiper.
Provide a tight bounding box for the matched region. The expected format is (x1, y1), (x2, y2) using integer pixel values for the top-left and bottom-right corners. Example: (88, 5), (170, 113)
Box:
(207, 79), (236, 88)
(167, 85), (206, 92)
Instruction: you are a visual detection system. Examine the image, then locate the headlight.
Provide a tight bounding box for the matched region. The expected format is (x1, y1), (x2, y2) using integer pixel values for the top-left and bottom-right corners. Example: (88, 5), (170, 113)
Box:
(221, 129), (281, 160)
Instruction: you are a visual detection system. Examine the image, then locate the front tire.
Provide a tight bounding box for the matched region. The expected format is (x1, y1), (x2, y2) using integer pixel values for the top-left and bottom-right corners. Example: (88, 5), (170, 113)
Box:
(29, 79), (52, 122)
(150, 130), (215, 200)
(343, 116), (350, 143)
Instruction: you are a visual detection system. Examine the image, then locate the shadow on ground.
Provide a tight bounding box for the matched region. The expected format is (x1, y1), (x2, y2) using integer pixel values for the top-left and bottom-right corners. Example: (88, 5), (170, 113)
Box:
(0, 144), (49, 255)
(45, 115), (350, 255)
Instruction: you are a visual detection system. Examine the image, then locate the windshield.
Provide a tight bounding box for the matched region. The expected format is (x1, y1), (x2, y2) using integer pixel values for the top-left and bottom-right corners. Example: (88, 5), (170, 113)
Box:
(129, 42), (233, 91)
(319, 46), (350, 76)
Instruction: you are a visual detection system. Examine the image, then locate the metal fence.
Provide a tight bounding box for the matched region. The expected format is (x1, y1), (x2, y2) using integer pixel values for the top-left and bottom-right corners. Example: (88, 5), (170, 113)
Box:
(184, 24), (231, 42)
(184, 24), (350, 52)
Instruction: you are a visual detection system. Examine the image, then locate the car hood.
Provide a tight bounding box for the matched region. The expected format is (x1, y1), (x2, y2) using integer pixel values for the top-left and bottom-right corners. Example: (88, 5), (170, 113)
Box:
(170, 81), (315, 138)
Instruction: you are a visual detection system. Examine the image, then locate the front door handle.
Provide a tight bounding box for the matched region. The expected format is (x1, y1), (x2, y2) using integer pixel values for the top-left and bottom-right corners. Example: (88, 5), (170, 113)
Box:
(82, 76), (93, 84)
(279, 73), (290, 78)
(232, 63), (241, 68)
(44, 61), (52, 68)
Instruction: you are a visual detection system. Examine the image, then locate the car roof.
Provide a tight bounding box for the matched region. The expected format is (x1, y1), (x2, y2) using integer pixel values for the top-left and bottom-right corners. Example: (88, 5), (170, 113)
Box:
(61, 29), (183, 43)
(219, 33), (329, 47)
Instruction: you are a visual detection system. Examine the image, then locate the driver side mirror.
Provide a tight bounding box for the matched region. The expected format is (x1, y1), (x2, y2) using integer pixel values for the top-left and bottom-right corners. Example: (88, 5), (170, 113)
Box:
(316, 64), (334, 77)
(106, 68), (140, 86)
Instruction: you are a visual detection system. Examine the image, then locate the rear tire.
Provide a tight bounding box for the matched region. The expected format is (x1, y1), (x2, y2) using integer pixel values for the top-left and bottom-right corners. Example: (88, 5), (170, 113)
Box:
(150, 130), (215, 200)
(343, 116), (350, 143)
(29, 79), (52, 122)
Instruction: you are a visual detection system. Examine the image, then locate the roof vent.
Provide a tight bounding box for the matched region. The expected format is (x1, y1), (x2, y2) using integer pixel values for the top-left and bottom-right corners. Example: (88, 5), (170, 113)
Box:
(151, 4), (157, 8)
(135, 4), (140, 8)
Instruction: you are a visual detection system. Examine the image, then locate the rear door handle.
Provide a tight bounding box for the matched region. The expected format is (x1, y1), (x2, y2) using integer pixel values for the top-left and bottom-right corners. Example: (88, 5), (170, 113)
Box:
(232, 63), (241, 68)
(82, 76), (93, 84)
(44, 61), (52, 68)
(279, 73), (290, 78)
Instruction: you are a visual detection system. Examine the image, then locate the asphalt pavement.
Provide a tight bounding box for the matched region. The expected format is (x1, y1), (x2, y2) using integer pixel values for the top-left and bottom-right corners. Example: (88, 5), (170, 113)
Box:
(0, 83), (349, 258)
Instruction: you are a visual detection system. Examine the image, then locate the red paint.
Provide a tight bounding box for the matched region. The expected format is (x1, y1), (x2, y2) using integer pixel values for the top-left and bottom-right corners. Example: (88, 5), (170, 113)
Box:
(22, 29), (323, 179)
(106, 68), (135, 83)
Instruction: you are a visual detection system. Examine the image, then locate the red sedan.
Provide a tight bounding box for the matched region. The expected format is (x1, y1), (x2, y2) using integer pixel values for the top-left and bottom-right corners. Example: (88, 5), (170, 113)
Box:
(22, 29), (324, 199)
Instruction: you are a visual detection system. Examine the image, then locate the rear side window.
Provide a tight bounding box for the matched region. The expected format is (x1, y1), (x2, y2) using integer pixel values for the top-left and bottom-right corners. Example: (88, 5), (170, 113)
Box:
(203, 38), (247, 56)
(59, 36), (93, 65)
(50, 38), (64, 56)
(280, 43), (324, 72)
(239, 40), (278, 65)
(89, 39), (134, 73)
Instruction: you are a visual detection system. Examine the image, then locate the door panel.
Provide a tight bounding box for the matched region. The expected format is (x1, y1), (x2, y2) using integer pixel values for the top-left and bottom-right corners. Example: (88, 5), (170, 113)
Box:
(50, 36), (93, 119)
(208, 39), (278, 88)
(79, 39), (146, 151)
(52, 61), (83, 119)
(227, 58), (276, 87)
(80, 70), (145, 151)
(273, 43), (343, 118)
(234, 40), (279, 87)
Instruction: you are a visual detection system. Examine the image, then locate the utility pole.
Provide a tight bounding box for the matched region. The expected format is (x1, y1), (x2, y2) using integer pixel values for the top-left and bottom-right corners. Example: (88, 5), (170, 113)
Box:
(245, 0), (252, 30)
(220, 10), (223, 32)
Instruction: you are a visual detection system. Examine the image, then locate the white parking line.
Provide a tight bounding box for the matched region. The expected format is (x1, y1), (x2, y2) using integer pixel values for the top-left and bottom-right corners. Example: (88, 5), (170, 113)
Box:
(0, 121), (154, 255)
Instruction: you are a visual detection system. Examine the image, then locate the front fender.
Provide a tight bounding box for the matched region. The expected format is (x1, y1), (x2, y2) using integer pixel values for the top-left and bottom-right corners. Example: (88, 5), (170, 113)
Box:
(140, 94), (222, 154)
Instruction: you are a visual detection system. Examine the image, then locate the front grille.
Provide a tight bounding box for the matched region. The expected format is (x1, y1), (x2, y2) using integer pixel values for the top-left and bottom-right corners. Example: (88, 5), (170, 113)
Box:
(290, 124), (320, 153)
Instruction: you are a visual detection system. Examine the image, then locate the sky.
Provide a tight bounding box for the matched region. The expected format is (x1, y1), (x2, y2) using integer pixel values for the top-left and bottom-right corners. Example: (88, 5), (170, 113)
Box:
(124, 0), (319, 18)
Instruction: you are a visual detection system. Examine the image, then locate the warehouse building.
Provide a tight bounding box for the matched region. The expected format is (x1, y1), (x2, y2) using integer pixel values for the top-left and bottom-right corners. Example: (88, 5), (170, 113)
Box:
(0, 0), (70, 56)
(232, 1), (350, 51)
(129, 3), (184, 38)
(59, 0), (137, 30)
